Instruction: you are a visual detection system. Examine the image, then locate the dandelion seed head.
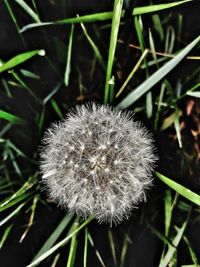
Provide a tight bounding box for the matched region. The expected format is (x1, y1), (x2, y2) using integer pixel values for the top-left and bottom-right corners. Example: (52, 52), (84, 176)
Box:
(40, 103), (158, 225)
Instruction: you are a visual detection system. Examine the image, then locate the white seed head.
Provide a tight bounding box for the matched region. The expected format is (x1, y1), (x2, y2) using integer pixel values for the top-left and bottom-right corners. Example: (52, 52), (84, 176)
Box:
(39, 103), (158, 225)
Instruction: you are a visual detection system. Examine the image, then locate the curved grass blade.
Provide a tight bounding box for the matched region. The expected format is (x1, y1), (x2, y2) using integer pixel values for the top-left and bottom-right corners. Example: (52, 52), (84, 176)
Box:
(0, 50), (45, 73)
(80, 21), (105, 71)
(20, 0), (191, 33)
(117, 35), (200, 109)
(155, 172), (200, 206)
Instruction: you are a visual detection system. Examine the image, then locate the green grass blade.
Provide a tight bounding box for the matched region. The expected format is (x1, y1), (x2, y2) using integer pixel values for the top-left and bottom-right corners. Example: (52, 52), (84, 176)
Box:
(0, 202), (25, 227)
(20, 69), (40, 79)
(0, 50), (45, 73)
(159, 211), (191, 267)
(83, 227), (88, 267)
(115, 49), (148, 98)
(0, 175), (36, 210)
(20, 0), (191, 32)
(174, 107), (182, 148)
(27, 216), (93, 267)
(33, 213), (74, 261)
(186, 91), (200, 98)
(64, 24), (74, 86)
(104, 0), (124, 104)
(66, 220), (79, 267)
(0, 109), (25, 125)
(80, 22), (105, 70)
(88, 232), (106, 267)
(43, 82), (62, 105)
(50, 99), (63, 119)
(165, 189), (172, 236)
(0, 224), (13, 249)
(108, 229), (117, 265)
(155, 172), (200, 206)
(14, 0), (40, 22)
(117, 35), (200, 109)
(183, 236), (199, 266)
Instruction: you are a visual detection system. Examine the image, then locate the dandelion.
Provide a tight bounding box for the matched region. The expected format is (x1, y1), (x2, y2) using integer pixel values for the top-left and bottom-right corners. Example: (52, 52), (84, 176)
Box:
(39, 103), (158, 225)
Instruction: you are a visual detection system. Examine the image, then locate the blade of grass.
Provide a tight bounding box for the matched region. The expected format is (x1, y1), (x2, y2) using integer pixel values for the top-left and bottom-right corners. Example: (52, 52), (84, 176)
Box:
(159, 210), (191, 267)
(27, 216), (93, 267)
(152, 14), (164, 41)
(50, 99), (63, 119)
(155, 172), (200, 206)
(109, 75), (115, 103)
(0, 224), (13, 249)
(51, 254), (60, 267)
(79, 21), (105, 70)
(165, 189), (172, 236)
(0, 50), (45, 73)
(43, 82), (62, 104)
(0, 175), (36, 209)
(20, 69), (40, 79)
(115, 49), (148, 98)
(14, 0), (40, 22)
(186, 91), (200, 98)
(64, 24), (74, 86)
(174, 107), (182, 148)
(117, 36), (200, 109)
(4, 0), (27, 47)
(19, 195), (39, 243)
(88, 232), (106, 267)
(0, 109), (25, 125)
(0, 202), (25, 227)
(183, 236), (199, 266)
(104, 0), (124, 104)
(66, 220), (79, 267)
(83, 227), (88, 267)
(33, 213), (74, 261)
(120, 229), (131, 267)
(108, 229), (117, 265)
(20, 0), (192, 32)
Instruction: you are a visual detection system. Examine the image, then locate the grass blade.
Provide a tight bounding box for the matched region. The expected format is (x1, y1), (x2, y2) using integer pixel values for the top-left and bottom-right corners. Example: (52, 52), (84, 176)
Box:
(0, 50), (45, 73)
(0, 224), (13, 249)
(0, 202), (25, 227)
(14, 0), (40, 22)
(66, 220), (79, 267)
(159, 210), (191, 267)
(117, 36), (200, 109)
(64, 24), (74, 86)
(104, 0), (124, 104)
(27, 216), (93, 267)
(186, 91), (200, 98)
(0, 109), (25, 125)
(20, 0), (192, 32)
(83, 227), (88, 267)
(155, 172), (200, 206)
(33, 213), (74, 261)
(80, 21), (105, 70)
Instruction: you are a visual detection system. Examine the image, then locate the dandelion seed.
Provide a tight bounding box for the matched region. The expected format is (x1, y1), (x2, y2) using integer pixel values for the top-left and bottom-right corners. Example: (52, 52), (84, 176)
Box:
(39, 103), (158, 225)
